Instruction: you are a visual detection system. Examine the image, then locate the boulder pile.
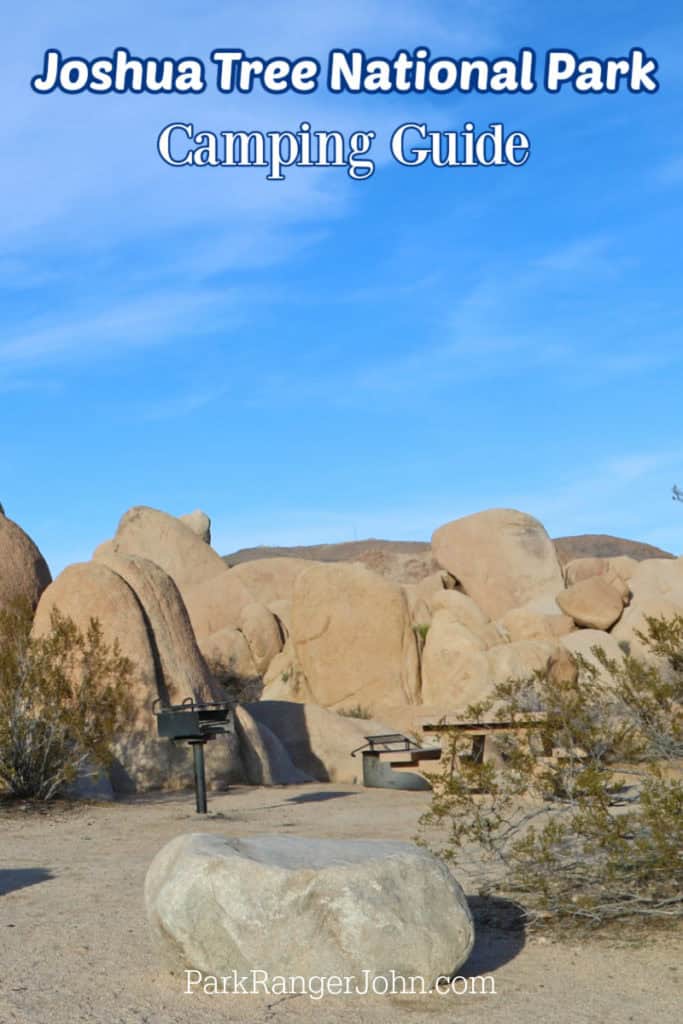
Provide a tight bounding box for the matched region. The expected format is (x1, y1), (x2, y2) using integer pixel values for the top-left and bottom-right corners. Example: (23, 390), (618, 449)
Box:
(4, 500), (681, 795)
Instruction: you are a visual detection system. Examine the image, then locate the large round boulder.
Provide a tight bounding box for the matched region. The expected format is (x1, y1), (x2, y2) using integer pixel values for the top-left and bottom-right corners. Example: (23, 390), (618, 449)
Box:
(145, 832), (474, 984)
(432, 509), (564, 619)
(556, 576), (626, 630)
(290, 563), (420, 713)
(0, 510), (52, 612)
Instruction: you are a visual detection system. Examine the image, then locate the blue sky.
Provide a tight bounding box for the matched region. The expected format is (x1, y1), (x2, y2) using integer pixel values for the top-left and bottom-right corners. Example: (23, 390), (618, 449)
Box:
(2, 1), (683, 574)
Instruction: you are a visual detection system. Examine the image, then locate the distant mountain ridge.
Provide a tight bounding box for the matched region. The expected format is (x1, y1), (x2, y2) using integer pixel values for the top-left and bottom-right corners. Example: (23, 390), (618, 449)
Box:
(223, 533), (675, 584)
(553, 534), (674, 564)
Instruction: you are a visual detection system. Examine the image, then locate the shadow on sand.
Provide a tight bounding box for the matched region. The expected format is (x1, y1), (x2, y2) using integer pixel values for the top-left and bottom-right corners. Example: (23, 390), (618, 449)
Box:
(286, 790), (358, 805)
(460, 896), (527, 975)
(0, 868), (54, 897)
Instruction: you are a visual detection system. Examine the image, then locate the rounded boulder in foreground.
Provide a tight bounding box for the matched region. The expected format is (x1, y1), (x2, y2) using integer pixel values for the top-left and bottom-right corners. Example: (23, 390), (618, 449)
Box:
(145, 833), (474, 983)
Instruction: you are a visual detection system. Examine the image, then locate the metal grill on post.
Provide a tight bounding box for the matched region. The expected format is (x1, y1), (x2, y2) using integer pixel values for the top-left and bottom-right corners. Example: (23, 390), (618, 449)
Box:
(153, 697), (234, 813)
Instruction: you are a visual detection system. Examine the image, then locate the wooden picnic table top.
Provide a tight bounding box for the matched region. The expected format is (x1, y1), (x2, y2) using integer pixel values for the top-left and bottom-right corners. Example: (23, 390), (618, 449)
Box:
(420, 711), (547, 733)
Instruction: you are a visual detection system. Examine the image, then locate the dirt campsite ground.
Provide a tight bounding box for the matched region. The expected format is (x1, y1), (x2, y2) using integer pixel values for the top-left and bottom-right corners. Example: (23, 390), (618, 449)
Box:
(1, 783), (680, 1024)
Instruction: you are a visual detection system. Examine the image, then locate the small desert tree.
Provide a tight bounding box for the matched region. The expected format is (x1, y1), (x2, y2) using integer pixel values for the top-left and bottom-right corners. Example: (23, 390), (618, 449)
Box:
(0, 599), (134, 800)
(420, 615), (683, 928)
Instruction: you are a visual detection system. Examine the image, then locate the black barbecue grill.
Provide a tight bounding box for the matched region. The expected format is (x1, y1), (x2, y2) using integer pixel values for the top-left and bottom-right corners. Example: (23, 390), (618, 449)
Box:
(153, 698), (234, 813)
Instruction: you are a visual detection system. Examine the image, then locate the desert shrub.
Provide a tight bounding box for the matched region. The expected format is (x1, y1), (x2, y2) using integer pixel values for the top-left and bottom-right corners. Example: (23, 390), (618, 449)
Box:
(0, 600), (134, 801)
(419, 614), (683, 928)
(337, 704), (372, 719)
(206, 657), (264, 703)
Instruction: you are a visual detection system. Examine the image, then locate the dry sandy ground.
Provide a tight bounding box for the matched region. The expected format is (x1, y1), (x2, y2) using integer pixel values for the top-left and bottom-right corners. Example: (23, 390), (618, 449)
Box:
(0, 783), (680, 1024)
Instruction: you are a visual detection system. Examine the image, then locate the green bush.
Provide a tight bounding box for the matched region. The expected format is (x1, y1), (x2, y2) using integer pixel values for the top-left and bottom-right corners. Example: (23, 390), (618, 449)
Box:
(337, 704), (372, 719)
(0, 600), (134, 801)
(419, 614), (683, 928)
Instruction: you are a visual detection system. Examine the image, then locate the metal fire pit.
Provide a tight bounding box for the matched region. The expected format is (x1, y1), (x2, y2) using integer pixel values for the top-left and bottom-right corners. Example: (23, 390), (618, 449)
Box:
(350, 733), (442, 791)
(153, 698), (234, 813)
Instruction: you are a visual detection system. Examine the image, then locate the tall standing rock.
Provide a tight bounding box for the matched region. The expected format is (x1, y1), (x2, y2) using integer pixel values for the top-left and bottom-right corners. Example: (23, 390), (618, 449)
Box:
(92, 551), (216, 702)
(290, 563), (420, 713)
(432, 508), (564, 619)
(0, 509), (52, 612)
(32, 561), (239, 793)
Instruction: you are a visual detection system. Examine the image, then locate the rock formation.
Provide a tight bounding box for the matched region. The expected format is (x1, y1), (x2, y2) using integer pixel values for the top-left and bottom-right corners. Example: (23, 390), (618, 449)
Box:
(432, 508), (564, 619)
(0, 508), (52, 612)
(145, 833), (474, 982)
(6, 498), (681, 796)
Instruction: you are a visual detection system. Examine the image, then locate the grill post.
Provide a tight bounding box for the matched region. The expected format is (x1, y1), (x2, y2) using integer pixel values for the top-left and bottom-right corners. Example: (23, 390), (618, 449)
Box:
(153, 698), (234, 814)
(190, 740), (208, 814)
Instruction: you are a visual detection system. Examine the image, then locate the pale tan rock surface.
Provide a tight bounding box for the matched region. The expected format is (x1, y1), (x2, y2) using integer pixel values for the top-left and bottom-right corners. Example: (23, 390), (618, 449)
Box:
(627, 557), (683, 604)
(556, 577), (626, 630)
(429, 589), (492, 635)
(487, 639), (575, 688)
(199, 626), (259, 682)
(145, 832), (474, 983)
(178, 509), (211, 544)
(182, 570), (255, 639)
(611, 595), (683, 661)
(420, 611), (490, 707)
(267, 598), (292, 638)
(93, 551), (215, 702)
(414, 569), (458, 603)
(33, 561), (158, 712)
(432, 509), (564, 619)
(233, 705), (313, 786)
(564, 556), (633, 601)
(499, 607), (575, 643)
(561, 628), (625, 678)
(32, 561), (239, 793)
(607, 559), (683, 662)
(231, 556), (316, 604)
(290, 562), (420, 713)
(0, 509), (52, 611)
(111, 506), (226, 586)
(261, 639), (309, 700)
(246, 701), (396, 784)
(238, 601), (283, 674)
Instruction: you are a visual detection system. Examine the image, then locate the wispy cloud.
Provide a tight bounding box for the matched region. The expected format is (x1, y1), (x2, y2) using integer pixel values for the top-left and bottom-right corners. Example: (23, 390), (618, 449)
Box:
(0, 287), (238, 367)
